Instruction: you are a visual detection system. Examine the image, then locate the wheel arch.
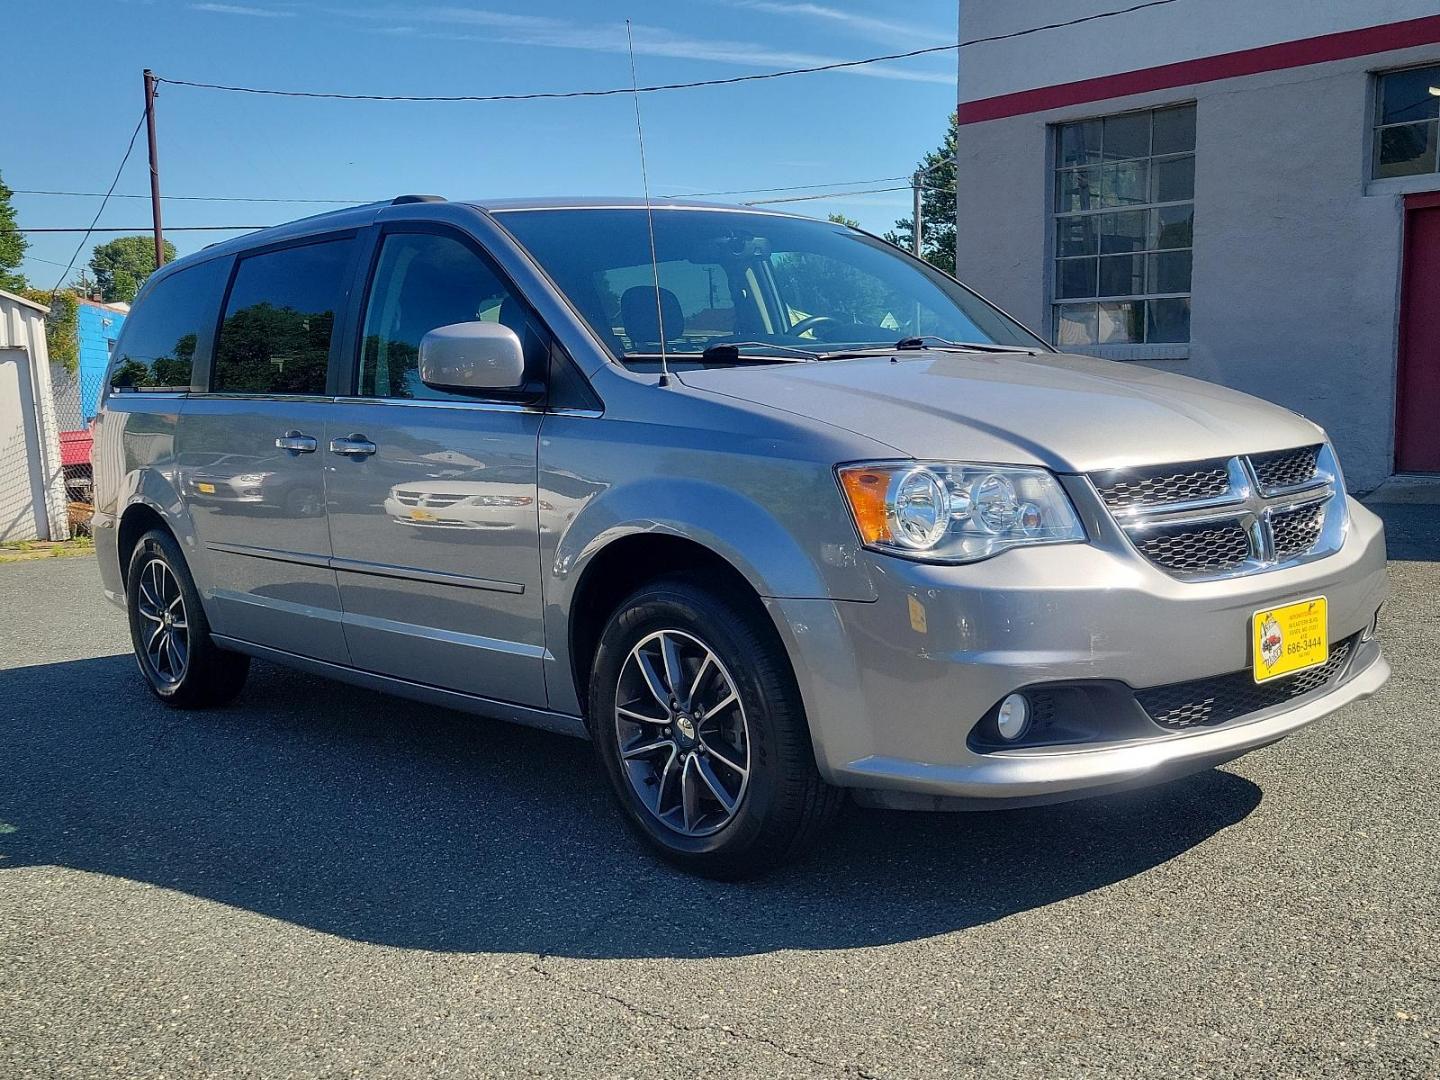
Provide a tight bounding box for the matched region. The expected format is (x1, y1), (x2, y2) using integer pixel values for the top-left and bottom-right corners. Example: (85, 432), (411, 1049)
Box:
(565, 531), (773, 720)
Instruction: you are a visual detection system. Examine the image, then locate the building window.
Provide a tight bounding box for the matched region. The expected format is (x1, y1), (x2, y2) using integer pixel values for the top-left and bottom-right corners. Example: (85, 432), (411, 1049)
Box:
(1052, 104), (1195, 349)
(1375, 65), (1440, 179)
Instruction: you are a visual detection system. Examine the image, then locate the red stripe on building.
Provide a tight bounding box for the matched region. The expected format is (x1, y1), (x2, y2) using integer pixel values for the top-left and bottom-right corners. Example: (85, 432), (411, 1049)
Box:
(958, 13), (1440, 125)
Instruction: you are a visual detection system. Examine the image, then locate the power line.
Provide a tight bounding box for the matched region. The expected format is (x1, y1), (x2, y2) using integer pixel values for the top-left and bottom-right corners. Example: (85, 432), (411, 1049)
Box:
(50, 111), (147, 299)
(154, 0), (1180, 103)
(13, 189), (364, 204)
(673, 175), (910, 198)
(744, 185), (912, 206)
(13, 226), (268, 234)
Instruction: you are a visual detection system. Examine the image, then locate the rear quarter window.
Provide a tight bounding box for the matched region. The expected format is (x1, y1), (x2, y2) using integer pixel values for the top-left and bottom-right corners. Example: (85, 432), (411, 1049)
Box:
(108, 257), (230, 392)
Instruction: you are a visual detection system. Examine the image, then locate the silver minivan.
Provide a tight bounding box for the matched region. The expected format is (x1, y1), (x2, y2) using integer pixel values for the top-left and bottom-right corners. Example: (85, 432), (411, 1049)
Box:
(94, 197), (1390, 877)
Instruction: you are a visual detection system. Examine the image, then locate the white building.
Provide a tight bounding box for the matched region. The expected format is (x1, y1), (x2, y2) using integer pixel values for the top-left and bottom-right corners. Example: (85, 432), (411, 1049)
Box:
(955, 1), (1440, 491)
(1, 288), (69, 542)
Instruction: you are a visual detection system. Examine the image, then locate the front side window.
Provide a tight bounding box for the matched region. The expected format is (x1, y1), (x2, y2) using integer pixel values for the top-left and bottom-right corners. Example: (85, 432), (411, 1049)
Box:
(358, 231), (544, 400)
(497, 208), (1045, 364)
(1052, 104), (1195, 348)
(1375, 64), (1440, 179)
(212, 237), (353, 395)
(108, 257), (229, 392)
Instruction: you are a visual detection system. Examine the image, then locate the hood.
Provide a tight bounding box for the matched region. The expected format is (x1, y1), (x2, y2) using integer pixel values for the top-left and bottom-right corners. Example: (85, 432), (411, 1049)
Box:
(676, 351), (1326, 473)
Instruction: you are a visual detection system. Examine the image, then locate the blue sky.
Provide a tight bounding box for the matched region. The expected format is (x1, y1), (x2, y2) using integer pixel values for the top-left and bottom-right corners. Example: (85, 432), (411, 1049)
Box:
(3, 0), (958, 289)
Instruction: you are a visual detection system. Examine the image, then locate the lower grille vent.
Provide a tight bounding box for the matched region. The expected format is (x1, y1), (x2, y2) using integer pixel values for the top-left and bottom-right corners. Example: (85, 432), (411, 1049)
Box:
(1136, 638), (1354, 731)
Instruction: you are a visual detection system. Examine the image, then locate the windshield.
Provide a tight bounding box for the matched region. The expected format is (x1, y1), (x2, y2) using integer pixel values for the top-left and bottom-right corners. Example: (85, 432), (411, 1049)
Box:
(495, 208), (1047, 364)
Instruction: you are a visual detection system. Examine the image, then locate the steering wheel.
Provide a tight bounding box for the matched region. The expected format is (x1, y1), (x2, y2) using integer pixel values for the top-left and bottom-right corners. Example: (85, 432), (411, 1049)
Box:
(788, 314), (840, 339)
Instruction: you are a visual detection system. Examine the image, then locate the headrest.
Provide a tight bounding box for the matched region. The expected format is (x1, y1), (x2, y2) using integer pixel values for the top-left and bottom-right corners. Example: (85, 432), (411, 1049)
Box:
(620, 285), (684, 350)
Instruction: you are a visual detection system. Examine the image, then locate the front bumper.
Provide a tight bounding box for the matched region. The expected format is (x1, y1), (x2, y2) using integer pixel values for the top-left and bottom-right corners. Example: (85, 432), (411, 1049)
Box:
(768, 497), (1390, 807)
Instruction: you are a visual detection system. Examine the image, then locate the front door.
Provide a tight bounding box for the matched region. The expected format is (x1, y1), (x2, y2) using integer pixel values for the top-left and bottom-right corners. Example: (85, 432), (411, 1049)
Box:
(323, 227), (548, 707)
(178, 235), (357, 664)
(1397, 192), (1440, 474)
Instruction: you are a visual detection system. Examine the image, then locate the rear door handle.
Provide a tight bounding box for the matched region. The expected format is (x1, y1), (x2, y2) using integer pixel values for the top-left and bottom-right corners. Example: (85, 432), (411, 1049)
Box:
(275, 431), (318, 454)
(329, 434), (377, 458)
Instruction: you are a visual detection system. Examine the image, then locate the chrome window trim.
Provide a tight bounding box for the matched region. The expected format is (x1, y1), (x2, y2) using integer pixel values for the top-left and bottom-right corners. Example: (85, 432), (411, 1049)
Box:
(1091, 444), (1347, 581)
(331, 395), (602, 418)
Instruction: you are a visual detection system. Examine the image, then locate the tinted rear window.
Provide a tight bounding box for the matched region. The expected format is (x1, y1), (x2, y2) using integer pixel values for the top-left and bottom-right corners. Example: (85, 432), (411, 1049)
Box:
(212, 237), (354, 395)
(109, 257), (229, 392)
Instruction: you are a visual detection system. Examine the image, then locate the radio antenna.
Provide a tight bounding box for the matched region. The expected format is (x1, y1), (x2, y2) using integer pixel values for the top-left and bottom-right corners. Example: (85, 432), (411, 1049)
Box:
(625, 19), (671, 388)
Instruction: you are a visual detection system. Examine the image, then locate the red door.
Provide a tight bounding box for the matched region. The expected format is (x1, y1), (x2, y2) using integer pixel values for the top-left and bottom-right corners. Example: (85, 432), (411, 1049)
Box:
(1397, 192), (1440, 473)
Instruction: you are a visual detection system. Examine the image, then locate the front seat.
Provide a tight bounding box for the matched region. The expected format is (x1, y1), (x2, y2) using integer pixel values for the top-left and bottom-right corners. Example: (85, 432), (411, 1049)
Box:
(620, 286), (684, 353)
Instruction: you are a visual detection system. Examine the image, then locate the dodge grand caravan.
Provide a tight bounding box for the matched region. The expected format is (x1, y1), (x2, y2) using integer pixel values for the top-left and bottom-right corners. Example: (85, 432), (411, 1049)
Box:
(93, 196), (1390, 877)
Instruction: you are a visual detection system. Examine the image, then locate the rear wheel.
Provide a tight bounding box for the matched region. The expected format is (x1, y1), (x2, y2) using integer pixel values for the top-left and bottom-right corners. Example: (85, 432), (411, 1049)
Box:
(126, 528), (249, 707)
(589, 577), (843, 878)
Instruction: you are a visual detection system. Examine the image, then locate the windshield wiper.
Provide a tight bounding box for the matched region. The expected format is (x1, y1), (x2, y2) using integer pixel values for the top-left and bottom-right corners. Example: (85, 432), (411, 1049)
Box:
(699, 342), (816, 363)
(893, 335), (1034, 353)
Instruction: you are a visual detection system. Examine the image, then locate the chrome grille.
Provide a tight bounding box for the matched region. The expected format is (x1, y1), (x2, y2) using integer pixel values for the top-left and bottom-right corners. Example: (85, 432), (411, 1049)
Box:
(1090, 444), (1343, 580)
(1250, 444), (1321, 493)
(394, 490), (466, 508)
(1137, 638), (1354, 730)
(1134, 521), (1251, 575)
(1271, 502), (1326, 561)
(1093, 462), (1230, 511)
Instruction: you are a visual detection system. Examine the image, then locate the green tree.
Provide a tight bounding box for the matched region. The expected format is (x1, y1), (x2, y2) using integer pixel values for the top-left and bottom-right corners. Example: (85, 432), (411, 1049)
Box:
(886, 112), (957, 274)
(0, 172), (28, 292)
(88, 235), (177, 303)
(826, 212), (861, 228)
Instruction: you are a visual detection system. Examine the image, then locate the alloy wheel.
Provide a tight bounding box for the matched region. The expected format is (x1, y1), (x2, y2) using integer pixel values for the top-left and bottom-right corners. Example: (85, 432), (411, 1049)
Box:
(136, 557), (189, 686)
(614, 629), (751, 837)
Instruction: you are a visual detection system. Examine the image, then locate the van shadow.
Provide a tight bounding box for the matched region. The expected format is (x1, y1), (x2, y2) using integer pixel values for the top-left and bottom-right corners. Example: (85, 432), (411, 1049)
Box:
(0, 654), (1262, 959)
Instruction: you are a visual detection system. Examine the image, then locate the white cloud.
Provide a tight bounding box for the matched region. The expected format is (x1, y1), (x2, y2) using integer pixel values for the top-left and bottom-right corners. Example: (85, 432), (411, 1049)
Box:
(190, 2), (296, 16)
(336, 7), (953, 85)
(720, 1), (947, 47)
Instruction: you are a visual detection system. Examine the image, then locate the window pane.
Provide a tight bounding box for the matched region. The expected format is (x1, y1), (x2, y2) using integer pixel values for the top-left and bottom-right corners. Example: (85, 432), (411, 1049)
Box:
(1151, 105), (1197, 154)
(1055, 167), (1100, 212)
(1148, 251), (1193, 294)
(1057, 119), (1102, 168)
(1102, 112), (1150, 161)
(1099, 254), (1144, 298)
(1098, 301), (1143, 343)
(1100, 160), (1149, 206)
(1377, 121), (1438, 178)
(1099, 211), (1148, 255)
(359, 232), (541, 401)
(213, 239), (353, 396)
(1056, 216), (1098, 257)
(1056, 258), (1098, 299)
(1152, 205), (1194, 250)
(109, 258), (228, 391)
(1147, 298), (1191, 343)
(1056, 304), (1098, 346)
(1378, 65), (1440, 126)
(1151, 155), (1195, 202)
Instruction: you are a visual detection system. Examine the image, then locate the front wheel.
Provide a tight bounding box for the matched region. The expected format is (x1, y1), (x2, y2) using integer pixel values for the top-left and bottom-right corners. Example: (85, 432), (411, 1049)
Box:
(126, 528), (250, 708)
(589, 577), (842, 878)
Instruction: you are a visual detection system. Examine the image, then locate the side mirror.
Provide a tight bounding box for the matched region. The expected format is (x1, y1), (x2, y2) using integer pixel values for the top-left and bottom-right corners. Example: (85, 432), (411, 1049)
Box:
(419, 321), (527, 394)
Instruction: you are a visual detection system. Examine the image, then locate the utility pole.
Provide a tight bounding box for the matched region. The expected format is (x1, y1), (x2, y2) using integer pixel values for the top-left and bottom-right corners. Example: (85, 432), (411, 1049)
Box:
(911, 170), (924, 259)
(143, 69), (165, 270)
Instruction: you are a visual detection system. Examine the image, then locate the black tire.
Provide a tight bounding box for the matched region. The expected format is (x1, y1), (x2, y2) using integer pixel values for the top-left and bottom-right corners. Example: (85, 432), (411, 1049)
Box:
(589, 576), (843, 879)
(125, 527), (250, 708)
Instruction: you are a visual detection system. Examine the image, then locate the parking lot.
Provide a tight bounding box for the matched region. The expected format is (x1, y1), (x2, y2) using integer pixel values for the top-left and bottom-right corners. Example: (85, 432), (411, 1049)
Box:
(1, 504), (1437, 1079)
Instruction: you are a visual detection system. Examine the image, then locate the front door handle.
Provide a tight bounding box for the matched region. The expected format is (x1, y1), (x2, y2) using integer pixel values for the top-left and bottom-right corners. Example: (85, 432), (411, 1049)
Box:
(329, 434), (377, 458)
(275, 431), (318, 454)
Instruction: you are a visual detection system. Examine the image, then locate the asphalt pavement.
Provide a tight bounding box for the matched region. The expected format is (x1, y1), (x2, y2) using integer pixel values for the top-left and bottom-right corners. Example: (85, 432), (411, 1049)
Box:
(1, 505), (1437, 1078)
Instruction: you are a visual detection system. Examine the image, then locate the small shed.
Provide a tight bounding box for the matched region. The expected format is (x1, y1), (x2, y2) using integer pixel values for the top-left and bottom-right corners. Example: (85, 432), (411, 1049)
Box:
(0, 288), (69, 542)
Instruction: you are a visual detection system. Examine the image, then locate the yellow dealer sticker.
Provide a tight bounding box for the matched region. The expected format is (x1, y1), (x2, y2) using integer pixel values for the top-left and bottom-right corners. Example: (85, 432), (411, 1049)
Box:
(196, 482), (216, 494)
(1252, 596), (1328, 683)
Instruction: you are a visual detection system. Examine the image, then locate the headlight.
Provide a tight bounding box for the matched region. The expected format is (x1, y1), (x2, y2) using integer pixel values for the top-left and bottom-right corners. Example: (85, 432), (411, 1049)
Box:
(837, 461), (1085, 563)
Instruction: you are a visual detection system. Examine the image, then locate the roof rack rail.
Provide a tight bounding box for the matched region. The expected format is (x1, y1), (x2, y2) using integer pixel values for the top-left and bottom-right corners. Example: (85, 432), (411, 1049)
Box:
(391, 194), (446, 205)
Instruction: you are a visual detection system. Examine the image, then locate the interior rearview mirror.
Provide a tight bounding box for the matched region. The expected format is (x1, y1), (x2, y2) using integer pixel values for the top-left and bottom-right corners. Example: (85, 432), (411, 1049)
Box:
(419, 321), (527, 394)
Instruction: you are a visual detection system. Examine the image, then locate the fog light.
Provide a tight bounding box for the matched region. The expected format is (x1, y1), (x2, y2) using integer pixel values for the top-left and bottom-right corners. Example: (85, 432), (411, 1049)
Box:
(996, 693), (1030, 741)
